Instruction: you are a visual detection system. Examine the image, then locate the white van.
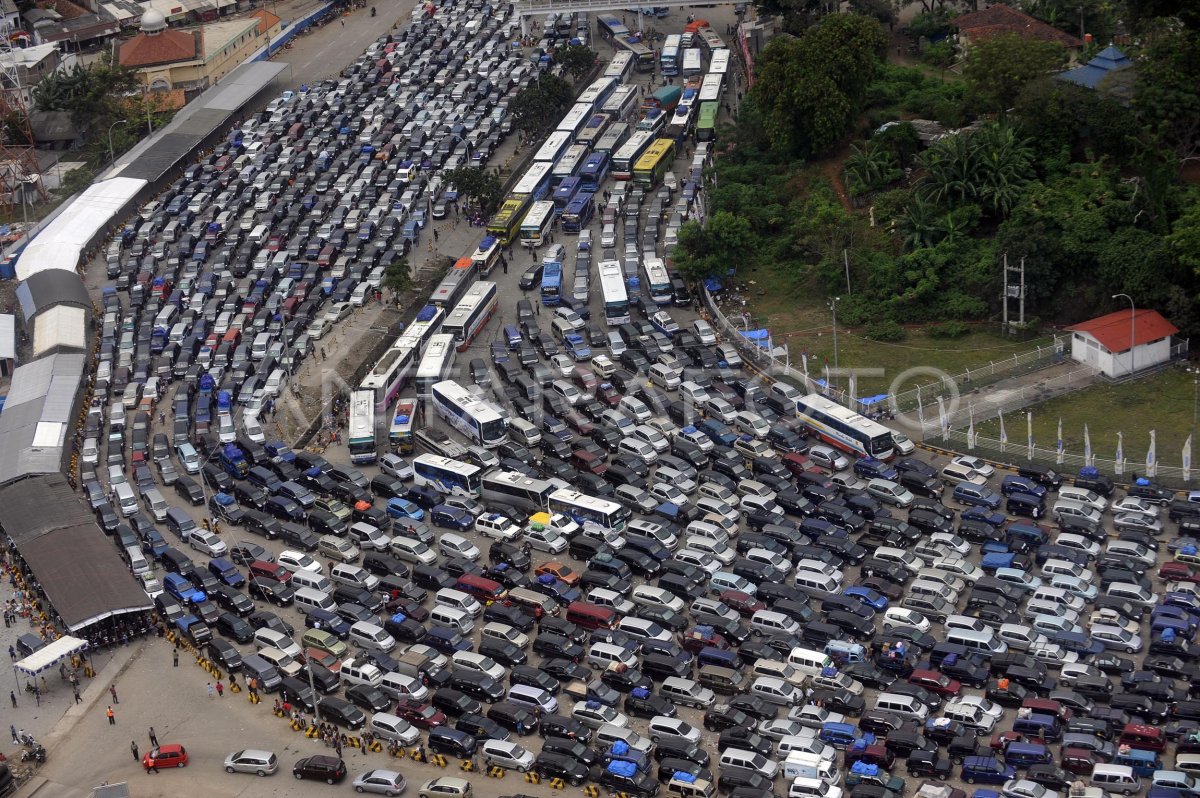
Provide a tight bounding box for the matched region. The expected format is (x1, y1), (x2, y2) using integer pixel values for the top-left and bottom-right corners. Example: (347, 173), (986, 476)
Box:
(290, 570), (333, 594)
(587, 642), (638, 671)
(649, 363), (682, 390)
(125, 545), (150, 577)
(248, 224), (270, 246)
(369, 712), (420, 744)
(349, 621), (395, 653)
(789, 777), (842, 798)
(787, 647), (835, 676)
(114, 483), (139, 517)
(430, 605), (473, 635)
(1091, 765), (1141, 795)
(141, 487), (168, 522)
(874, 692), (929, 721)
(945, 627), (1008, 655)
(508, 418), (541, 447)
(251, 332), (271, 361)
(1058, 485), (1108, 512)
(435, 588), (482, 618)
(293, 587), (337, 615)
(718, 748), (779, 780)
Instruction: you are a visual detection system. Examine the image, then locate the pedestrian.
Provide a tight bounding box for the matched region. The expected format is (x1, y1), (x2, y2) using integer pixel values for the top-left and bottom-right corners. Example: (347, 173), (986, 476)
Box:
(502, 258), (508, 275)
(9, 725), (16, 744)
(149, 727), (158, 747)
(145, 757), (159, 775)
(107, 706), (116, 725)
(131, 741), (139, 761)
(7, 645), (14, 660)
(433, 229), (439, 242)
(536, 303), (541, 316)
(110, 684), (119, 704)
(207, 682), (215, 699)
(40, 676), (47, 693)
(33, 686), (40, 707)
(215, 681), (224, 697)
(73, 688), (81, 704)
(340, 17), (344, 25)
(172, 649), (178, 667)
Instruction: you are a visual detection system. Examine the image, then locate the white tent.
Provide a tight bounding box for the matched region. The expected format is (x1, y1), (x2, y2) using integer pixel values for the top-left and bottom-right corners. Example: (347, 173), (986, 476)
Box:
(14, 635), (89, 677)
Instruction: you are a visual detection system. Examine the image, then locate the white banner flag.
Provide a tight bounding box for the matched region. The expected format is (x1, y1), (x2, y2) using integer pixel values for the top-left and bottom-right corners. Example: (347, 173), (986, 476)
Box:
(938, 397), (949, 440)
(998, 410), (1007, 452)
(1146, 429), (1157, 478)
(848, 373), (858, 411)
(801, 352), (809, 376)
(1083, 424), (1093, 467)
(967, 405), (976, 450)
(1185, 434), (1193, 482)
(1056, 418), (1064, 465)
(1026, 411), (1034, 460)
(1115, 432), (1124, 475)
(916, 385), (925, 426)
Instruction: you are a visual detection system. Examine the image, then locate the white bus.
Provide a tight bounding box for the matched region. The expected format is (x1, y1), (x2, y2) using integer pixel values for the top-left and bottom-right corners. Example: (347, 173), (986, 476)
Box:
(533, 131), (573, 164)
(430, 380), (509, 447)
(394, 304), (445, 356)
(642, 256), (672, 304)
(601, 85), (640, 121)
(557, 102), (594, 140)
(347, 389), (377, 465)
(682, 48), (703, 77)
(511, 161), (555, 202)
(595, 121), (630, 156)
(699, 73), (723, 104)
(413, 453), (483, 497)
(415, 333), (456, 399)
(660, 34), (682, 76)
(388, 397), (419, 454)
(443, 281), (498, 352)
(519, 201), (556, 249)
(604, 51), (634, 83)
(709, 49), (730, 77)
(612, 130), (655, 180)
(548, 488), (630, 532)
(796, 393), (895, 460)
(598, 260), (630, 326)
(359, 343), (417, 416)
(577, 76), (618, 112)
(552, 144), (590, 184)
(470, 235), (503, 277)
(480, 470), (555, 511)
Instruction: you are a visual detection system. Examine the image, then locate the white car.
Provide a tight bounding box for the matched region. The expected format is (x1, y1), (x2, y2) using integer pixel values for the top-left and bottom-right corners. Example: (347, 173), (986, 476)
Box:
(952, 454), (995, 478)
(1110, 496), (1159, 517)
(891, 433), (915, 455)
(189, 529), (228, 557)
(1088, 608), (1139, 635)
(646, 716), (701, 744)
(692, 319), (716, 345)
(631, 425), (670, 453)
(1089, 623), (1143, 653)
(650, 311), (680, 336)
(672, 549), (720, 575)
(617, 617), (672, 644)
(480, 740), (535, 772)
(881, 607), (931, 633)
(572, 701), (627, 729)
(277, 550), (322, 573)
(808, 444), (850, 471)
(630, 585), (686, 613)
(138, 573), (164, 599)
(757, 718), (806, 741)
(243, 414), (266, 444)
(1053, 533), (1100, 559)
(379, 454), (413, 481)
(957, 694), (1005, 723)
(524, 526), (567, 553)
(928, 532), (972, 556)
(350, 282), (371, 306)
(437, 533), (480, 561)
(1003, 779), (1059, 798)
(475, 515), (521, 542)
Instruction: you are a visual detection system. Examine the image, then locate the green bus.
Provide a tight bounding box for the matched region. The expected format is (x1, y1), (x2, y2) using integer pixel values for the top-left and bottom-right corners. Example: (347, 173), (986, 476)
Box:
(695, 102), (718, 142)
(631, 138), (676, 187)
(486, 196), (531, 247)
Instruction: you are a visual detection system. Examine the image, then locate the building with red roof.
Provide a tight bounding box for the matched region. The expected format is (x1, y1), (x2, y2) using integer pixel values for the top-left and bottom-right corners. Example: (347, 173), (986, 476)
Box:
(1066, 308), (1179, 378)
(954, 4), (1083, 49)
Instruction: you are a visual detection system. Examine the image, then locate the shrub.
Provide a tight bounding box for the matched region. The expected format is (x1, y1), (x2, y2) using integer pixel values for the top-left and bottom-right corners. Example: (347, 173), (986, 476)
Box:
(864, 319), (907, 341)
(927, 321), (970, 339)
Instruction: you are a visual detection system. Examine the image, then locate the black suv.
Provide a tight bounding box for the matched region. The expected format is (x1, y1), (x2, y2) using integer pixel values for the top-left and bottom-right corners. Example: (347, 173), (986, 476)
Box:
(292, 755), (346, 783)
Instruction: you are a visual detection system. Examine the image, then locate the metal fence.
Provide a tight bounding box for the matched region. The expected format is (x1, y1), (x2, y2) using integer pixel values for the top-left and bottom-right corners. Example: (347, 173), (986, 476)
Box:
(940, 429), (1194, 487)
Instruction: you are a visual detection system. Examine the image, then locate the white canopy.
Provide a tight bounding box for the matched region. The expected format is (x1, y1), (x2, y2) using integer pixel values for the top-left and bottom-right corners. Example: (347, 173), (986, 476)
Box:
(14, 635), (89, 676)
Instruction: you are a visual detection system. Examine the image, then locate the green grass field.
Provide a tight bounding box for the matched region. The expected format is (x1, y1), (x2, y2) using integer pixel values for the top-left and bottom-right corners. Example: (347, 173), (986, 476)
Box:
(973, 368), (1198, 467)
(738, 266), (1055, 397)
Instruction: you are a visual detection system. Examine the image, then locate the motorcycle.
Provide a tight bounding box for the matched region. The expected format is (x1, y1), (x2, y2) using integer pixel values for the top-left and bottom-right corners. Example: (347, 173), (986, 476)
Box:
(21, 744), (46, 763)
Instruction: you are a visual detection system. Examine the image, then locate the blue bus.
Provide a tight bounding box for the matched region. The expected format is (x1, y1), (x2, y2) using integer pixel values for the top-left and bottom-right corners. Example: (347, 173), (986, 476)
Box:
(541, 261), (564, 306)
(578, 152), (611, 194)
(561, 193), (596, 233)
(553, 176), (584, 216)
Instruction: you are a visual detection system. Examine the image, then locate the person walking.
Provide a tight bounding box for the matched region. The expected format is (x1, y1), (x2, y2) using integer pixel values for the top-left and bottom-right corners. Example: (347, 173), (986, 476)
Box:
(9, 691), (15, 709)
(145, 757), (159, 775)
(9, 725), (17, 745)
(215, 681), (224, 698)
(207, 682), (215, 699)
(172, 649), (178, 667)
(131, 741), (139, 761)
(106, 706), (116, 725)
(149, 727), (159, 747)
(73, 687), (82, 704)
(110, 684), (119, 704)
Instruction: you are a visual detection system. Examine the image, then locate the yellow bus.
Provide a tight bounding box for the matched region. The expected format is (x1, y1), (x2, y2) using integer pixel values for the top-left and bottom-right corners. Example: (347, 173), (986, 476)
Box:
(631, 138), (677, 187)
(486, 196), (532, 247)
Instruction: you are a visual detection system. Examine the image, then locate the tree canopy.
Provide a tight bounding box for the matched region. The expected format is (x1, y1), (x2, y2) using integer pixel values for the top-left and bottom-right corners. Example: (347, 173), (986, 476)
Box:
(961, 33), (1069, 117)
(508, 74), (576, 140)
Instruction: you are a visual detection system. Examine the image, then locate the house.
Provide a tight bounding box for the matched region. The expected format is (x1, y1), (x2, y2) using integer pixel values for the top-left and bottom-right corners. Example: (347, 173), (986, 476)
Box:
(1066, 309), (1180, 378)
(1057, 45), (1135, 102)
(953, 4), (1082, 49)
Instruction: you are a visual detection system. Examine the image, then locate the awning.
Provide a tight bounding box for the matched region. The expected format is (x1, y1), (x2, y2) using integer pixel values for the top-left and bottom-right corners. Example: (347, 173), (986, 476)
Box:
(14, 635), (89, 676)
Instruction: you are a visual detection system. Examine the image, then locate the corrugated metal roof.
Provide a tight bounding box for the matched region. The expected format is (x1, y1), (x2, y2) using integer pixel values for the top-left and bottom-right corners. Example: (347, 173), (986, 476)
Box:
(0, 352), (86, 485)
(0, 314), (13, 361)
(17, 269), (91, 318)
(32, 306), (87, 357)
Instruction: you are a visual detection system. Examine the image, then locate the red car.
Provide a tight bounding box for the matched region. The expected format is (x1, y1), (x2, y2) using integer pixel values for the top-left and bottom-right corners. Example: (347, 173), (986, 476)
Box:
(681, 627), (729, 653)
(596, 384), (622, 407)
(720, 591), (765, 617)
(393, 699), (446, 729)
(844, 742), (894, 770)
(1060, 747), (1099, 775)
(143, 744), (189, 769)
(1158, 562), (1200, 583)
(907, 669), (962, 698)
(991, 731), (1024, 751)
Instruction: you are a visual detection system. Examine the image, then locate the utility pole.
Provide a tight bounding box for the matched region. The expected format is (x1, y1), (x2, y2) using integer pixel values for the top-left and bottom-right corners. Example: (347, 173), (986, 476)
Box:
(842, 249), (851, 295)
(1002, 253), (1026, 334)
(830, 296), (841, 392)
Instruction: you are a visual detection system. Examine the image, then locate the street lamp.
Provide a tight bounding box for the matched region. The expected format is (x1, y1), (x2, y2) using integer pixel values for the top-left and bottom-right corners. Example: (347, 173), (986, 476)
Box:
(1112, 293), (1135, 376)
(107, 120), (128, 166)
(830, 296), (841, 392)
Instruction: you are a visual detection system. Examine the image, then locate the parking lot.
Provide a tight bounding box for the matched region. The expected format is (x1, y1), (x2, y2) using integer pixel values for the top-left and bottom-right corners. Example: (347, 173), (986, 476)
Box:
(40, 0), (1200, 797)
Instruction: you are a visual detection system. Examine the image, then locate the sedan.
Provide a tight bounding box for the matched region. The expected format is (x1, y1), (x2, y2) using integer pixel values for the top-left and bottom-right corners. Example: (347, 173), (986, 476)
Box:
(437, 533), (480, 561)
(352, 769), (407, 796)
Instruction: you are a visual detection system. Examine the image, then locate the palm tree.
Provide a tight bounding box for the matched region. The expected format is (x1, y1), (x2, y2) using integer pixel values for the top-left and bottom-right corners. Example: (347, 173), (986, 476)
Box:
(915, 133), (982, 206)
(974, 124), (1036, 216)
(843, 143), (902, 196)
(901, 195), (942, 249)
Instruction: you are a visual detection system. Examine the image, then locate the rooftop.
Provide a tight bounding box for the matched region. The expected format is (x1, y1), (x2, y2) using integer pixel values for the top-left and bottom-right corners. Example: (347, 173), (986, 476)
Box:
(1067, 309), (1179, 353)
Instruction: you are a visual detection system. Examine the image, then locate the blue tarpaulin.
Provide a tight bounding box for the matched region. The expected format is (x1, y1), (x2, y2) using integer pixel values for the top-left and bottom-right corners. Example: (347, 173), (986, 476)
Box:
(857, 394), (889, 406)
(740, 329), (771, 349)
(608, 761), (637, 777)
(674, 772), (696, 783)
(704, 278), (722, 292)
(611, 740), (630, 756)
(851, 762), (878, 776)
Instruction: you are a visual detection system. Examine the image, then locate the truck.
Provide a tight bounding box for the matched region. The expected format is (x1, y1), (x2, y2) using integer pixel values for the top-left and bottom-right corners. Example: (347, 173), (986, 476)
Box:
(644, 85), (682, 113)
(782, 751), (839, 781)
(219, 444), (249, 479)
(174, 614), (212, 646)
